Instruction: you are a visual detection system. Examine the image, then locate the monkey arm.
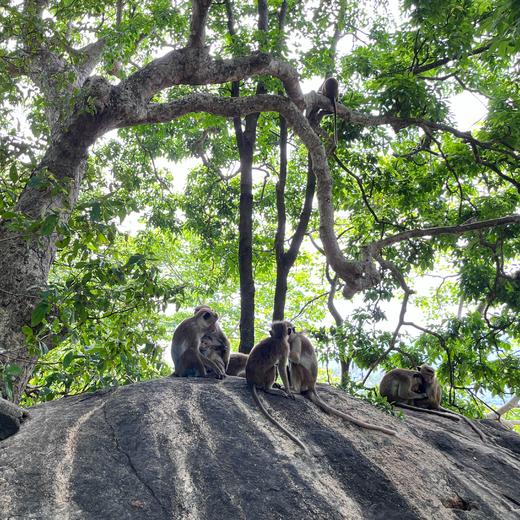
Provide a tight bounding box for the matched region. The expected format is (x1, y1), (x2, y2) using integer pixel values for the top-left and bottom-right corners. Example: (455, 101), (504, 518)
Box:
(278, 355), (294, 399)
(200, 354), (225, 378)
(396, 383), (427, 401)
(288, 336), (302, 364)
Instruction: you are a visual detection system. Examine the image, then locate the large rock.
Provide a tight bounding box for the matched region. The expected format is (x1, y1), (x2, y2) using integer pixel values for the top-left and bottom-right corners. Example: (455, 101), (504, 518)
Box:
(0, 376), (518, 519)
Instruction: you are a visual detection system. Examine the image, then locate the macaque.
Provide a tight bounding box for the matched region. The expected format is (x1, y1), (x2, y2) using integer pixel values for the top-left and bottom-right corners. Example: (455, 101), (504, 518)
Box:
(246, 322), (308, 453)
(171, 309), (225, 378)
(226, 352), (248, 377)
(285, 322), (396, 436)
(318, 77), (339, 145)
(195, 305), (231, 374)
(379, 367), (430, 405)
(381, 365), (485, 442)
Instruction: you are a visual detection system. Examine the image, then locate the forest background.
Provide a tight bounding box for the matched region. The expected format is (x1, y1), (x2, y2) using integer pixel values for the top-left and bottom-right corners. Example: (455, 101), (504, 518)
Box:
(0, 0), (518, 426)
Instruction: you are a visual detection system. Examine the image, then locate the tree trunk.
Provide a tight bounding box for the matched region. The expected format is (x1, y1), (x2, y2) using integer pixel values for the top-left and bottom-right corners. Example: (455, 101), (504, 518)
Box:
(272, 115), (289, 322)
(237, 128), (257, 353)
(327, 275), (351, 385)
(0, 86), (111, 402)
(272, 146), (316, 322)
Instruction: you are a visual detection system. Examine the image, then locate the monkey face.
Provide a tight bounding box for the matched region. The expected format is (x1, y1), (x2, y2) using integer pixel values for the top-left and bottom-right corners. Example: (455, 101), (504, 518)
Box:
(196, 309), (218, 330)
(420, 367), (435, 383)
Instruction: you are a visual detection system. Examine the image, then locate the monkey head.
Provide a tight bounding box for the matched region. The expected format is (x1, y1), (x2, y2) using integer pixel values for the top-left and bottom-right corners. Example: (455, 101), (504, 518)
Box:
(269, 321), (289, 340)
(194, 304), (212, 313)
(195, 309), (219, 331)
(418, 364), (435, 384)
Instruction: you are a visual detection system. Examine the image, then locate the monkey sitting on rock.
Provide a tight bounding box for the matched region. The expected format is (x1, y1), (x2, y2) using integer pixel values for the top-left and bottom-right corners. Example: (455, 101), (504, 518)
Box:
(284, 321), (396, 436)
(171, 308), (226, 379)
(226, 352), (248, 377)
(380, 365), (485, 442)
(246, 321), (308, 453)
(195, 305), (230, 375)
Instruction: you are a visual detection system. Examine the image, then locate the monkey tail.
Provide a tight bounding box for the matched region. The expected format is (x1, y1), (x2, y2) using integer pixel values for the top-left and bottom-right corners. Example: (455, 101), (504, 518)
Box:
(250, 384), (309, 453)
(438, 406), (486, 442)
(306, 390), (396, 436)
(396, 403), (460, 421)
(333, 99), (337, 145)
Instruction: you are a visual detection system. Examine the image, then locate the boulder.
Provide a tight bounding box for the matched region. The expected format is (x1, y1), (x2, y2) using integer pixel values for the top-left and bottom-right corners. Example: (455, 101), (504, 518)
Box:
(0, 376), (518, 519)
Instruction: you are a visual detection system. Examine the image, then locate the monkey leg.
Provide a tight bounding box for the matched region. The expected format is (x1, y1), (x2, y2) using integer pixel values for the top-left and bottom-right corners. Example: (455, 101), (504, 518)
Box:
(306, 390), (396, 436)
(288, 364), (304, 394)
(264, 387), (290, 398)
(175, 351), (207, 377)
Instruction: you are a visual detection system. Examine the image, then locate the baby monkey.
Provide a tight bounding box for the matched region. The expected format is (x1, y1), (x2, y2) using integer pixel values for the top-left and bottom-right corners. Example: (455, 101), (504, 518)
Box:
(171, 309), (225, 378)
(226, 352), (249, 377)
(195, 304), (231, 374)
(285, 322), (396, 436)
(246, 321), (308, 453)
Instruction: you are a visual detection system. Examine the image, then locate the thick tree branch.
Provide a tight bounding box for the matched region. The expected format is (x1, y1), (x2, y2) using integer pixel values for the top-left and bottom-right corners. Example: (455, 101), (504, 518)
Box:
(366, 215), (520, 253)
(485, 395), (519, 420)
(120, 50), (304, 109)
(306, 92), (519, 161)
(117, 92), (372, 296)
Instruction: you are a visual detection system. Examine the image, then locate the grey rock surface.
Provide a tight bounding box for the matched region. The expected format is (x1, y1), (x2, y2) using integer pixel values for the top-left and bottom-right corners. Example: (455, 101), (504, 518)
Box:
(0, 376), (519, 519)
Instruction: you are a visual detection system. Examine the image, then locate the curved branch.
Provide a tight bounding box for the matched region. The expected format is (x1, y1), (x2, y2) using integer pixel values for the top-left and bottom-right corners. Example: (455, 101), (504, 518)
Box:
(367, 215), (520, 253)
(305, 91), (519, 161)
(120, 50), (304, 108)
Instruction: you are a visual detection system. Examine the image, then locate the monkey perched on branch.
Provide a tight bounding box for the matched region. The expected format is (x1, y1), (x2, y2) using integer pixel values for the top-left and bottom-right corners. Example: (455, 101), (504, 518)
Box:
(171, 309), (226, 378)
(246, 322), (309, 453)
(318, 77), (339, 145)
(380, 365), (485, 442)
(285, 322), (396, 436)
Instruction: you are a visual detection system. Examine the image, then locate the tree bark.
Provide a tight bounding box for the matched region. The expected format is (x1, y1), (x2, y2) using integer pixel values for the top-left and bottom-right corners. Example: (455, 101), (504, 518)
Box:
(237, 119), (257, 353)
(327, 274), (350, 385)
(272, 143), (316, 321)
(0, 82), (113, 402)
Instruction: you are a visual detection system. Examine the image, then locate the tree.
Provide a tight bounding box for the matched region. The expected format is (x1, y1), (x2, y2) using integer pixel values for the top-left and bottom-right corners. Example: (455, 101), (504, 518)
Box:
(1, 0), (518, 413)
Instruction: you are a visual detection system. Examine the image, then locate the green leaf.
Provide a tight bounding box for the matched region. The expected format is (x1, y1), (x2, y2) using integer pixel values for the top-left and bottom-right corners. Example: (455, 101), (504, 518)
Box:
(31, 301), (50, 326)
(63, 351), (75, 369)
(3, 363), (23, 377)
(41, 214), (59, 236)
(21, 325), (33, 339)
(9, 163), (18, 182)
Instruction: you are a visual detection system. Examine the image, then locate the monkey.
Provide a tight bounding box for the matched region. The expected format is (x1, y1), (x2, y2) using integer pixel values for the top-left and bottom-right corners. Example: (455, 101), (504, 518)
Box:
(171, 309), (226, 378)
(195, 304), (231, 374)
(381, 365), (486, 442)
(226, 352), (249, 377)
(318, 77), (339, 145)
(246, 321), (309, 453)
(199, 337), (227, 376)
(379, 367), (432, 405)
(284, 322), (397, 436)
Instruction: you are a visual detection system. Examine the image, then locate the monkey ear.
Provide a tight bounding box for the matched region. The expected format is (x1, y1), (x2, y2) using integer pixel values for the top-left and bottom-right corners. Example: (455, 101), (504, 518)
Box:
(416, 366), (421, 371)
